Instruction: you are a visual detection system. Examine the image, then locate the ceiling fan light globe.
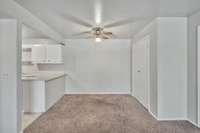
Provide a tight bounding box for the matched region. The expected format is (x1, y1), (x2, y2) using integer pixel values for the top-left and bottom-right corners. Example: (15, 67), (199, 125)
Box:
(95, 37), (102, 42)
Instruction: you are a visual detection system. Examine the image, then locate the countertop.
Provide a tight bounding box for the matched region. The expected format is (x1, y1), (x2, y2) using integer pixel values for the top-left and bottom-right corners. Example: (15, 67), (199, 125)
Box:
(22, 71), (66, 81)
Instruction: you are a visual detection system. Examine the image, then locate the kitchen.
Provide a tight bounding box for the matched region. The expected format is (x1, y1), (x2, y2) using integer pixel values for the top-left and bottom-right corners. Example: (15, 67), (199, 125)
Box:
(21, 25), (66, 129)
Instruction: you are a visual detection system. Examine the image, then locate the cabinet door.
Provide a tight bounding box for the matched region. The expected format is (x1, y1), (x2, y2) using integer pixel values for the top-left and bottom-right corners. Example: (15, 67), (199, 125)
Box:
(46, 45), (63, 63)
(32, 45), (46, 63)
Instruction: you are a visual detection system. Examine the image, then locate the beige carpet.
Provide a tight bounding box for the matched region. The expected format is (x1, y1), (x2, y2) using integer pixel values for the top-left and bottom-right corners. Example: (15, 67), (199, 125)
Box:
(24, 95), (200, 133)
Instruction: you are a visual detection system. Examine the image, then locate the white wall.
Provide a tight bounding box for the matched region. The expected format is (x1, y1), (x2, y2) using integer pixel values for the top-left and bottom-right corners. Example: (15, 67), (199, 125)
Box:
(157, 18), (187, 119)
(132, 17), (187, 120)
(188, 11), (200, 125)
(64, 39), (131, 94)
(0, 19), (22, 133)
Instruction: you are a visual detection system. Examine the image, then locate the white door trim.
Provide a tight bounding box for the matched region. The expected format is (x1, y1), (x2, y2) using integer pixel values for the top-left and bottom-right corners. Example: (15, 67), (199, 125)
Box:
(197, 26), (200, 127)
(144, 35), (150, 111)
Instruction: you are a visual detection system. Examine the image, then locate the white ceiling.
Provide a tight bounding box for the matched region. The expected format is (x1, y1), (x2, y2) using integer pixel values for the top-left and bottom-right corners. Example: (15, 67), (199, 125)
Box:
(15, 0), (200, 39)
(22, 24), (48, 39)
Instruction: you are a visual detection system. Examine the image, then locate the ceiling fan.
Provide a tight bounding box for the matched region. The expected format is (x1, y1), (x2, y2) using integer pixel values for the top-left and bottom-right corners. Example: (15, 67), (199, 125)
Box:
(59, 12), (148, 42)
(73, 26), (114, 42)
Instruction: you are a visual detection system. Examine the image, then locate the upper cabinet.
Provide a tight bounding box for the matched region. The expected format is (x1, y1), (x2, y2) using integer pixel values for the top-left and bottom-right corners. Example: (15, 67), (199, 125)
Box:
(46, 45), (63, 64)
(22, 44), (64, 64)
(32, 45), (46, 63)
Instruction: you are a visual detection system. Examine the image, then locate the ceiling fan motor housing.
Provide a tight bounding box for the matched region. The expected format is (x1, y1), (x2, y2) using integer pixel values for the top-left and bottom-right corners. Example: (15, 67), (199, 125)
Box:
(92, 27), (104, 36)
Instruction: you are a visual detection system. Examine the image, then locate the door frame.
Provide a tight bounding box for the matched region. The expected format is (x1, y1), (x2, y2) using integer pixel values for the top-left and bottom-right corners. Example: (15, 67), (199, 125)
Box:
(198, 26), (200, 127)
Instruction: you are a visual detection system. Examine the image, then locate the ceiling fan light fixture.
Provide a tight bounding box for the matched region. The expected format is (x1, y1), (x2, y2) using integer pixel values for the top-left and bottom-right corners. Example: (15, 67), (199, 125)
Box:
(95, 37), (102, 42)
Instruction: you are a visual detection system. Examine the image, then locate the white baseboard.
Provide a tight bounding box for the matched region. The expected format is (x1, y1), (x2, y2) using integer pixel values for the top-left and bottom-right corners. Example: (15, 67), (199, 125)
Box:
(131, 95), (188, 121)
(149, 110), (187, 121)
(149, 110), (158, 120)
(187, 119), (199, 128)
(149, 109), (200, 128)
(65, 91), (131, 95)
(157, 117), (187, 121)
(149, 114), (200, 128)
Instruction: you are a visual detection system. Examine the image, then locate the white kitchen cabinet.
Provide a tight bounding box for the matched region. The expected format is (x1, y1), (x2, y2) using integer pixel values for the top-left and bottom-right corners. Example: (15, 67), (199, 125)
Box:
(25, 44), (63, 64)
(23, 76), (65, 112)
(45, 77), (65, 110)
(46, 45), (63, 64)
(32, 45), (46, 63)
(23, 81), (46, 112)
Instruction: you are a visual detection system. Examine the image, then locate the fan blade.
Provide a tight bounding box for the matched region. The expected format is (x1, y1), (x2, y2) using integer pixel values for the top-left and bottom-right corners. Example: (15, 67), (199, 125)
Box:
(84, 36), (93, 39)
(102, 36), (109, 39)
(104, 17), (145, 28)
(61, 13), (93, 28)
(72, 31), (91, 36)
(104, 33), (118, 39)
(103, 31), (113, 36)
(101, 34), (110, 39)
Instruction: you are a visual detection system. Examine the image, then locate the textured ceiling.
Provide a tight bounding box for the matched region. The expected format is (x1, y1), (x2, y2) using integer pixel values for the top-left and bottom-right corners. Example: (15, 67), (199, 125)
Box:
(15, 0), (200, 39)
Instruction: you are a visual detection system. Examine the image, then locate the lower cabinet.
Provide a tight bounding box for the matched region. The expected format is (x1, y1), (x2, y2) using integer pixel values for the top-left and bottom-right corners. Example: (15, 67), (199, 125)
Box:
(23, 76), (65, 113)
(45, 77), (65, 110)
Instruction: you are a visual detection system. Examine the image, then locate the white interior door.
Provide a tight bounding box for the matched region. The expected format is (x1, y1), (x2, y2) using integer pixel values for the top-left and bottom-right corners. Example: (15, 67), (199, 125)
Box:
(132, 36), (150, 109)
